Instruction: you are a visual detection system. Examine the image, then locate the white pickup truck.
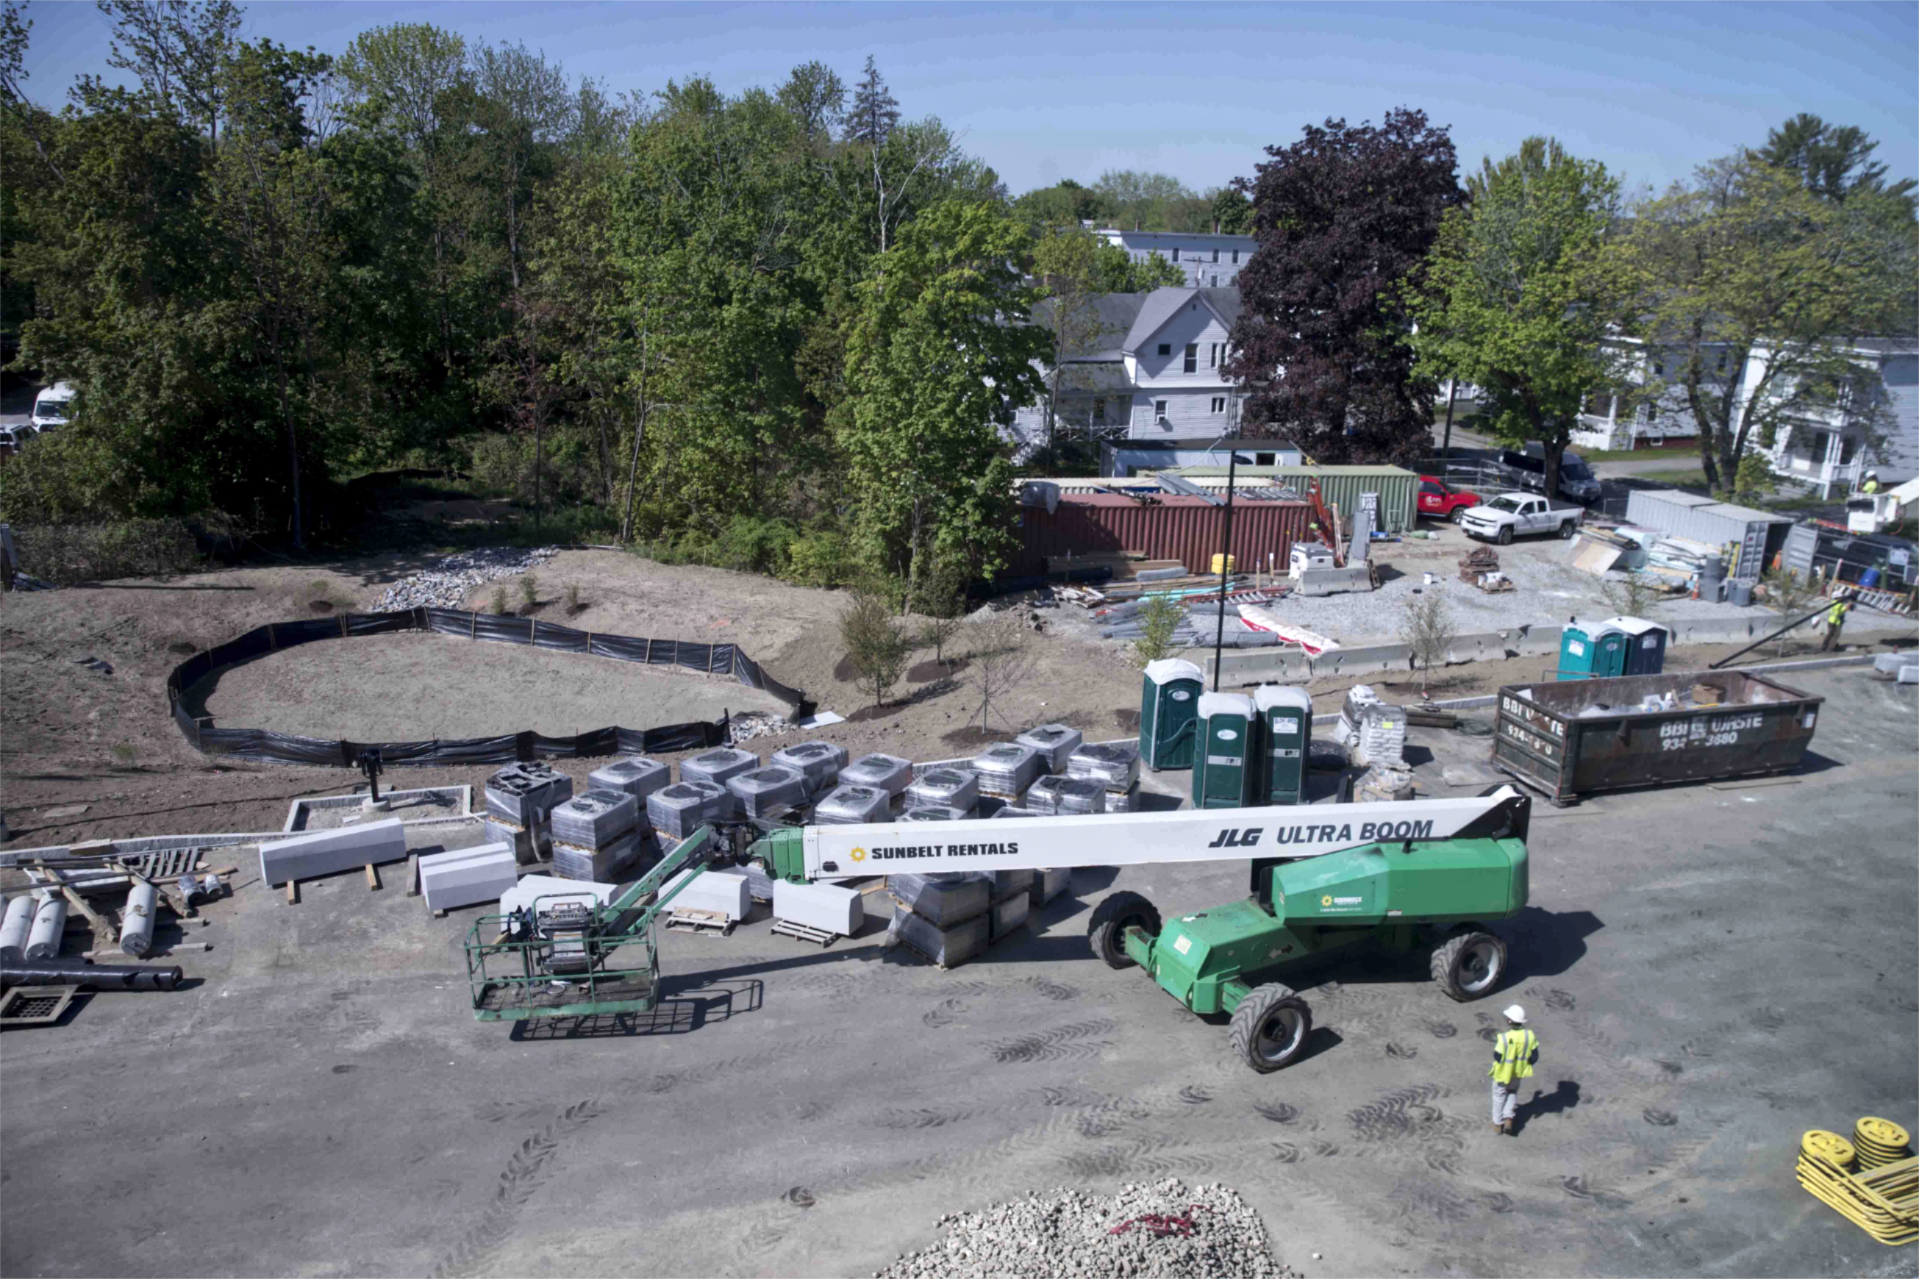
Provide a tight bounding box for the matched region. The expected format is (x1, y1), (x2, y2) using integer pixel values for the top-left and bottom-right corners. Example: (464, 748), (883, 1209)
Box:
(1458, 492), (1584, 544)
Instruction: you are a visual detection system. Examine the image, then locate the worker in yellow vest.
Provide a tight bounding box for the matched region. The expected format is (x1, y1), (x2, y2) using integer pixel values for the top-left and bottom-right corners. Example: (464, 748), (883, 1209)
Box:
(1489, 1004), (1538, 1135)
(1822, 591), (1853, 652)
(1860, 471), (1880, 495)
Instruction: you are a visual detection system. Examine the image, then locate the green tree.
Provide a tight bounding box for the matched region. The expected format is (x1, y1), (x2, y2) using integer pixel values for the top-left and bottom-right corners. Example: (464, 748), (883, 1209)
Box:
(1758, 113), (1917, 215)
(841, 201), (1050, 594)
(1409, 137), (1633, 502)
(1624, 152), (1915, 495)
(1207, 185), (1252, 234)
(845, 54), (898, 147)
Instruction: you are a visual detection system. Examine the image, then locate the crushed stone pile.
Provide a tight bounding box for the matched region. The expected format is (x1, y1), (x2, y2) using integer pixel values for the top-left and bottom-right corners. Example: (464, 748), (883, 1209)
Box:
(372, 547), (559, 612)
(728, 711), (795, 742)
(875, 1179), (1295, 1279)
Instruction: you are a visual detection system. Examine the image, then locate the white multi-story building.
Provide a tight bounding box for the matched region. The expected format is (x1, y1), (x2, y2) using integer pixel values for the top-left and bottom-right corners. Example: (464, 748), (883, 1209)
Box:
(1094, 229), (1257, 289)
(1012, 286), (1246, 450)
(1574, 335), (1919, 497)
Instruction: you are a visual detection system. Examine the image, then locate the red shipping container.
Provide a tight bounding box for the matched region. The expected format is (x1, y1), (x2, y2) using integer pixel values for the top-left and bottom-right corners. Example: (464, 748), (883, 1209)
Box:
(1014, 494), (1314, 577)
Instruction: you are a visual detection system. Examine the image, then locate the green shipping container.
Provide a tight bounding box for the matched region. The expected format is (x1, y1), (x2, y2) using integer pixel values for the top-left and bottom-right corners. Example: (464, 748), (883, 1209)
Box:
(1140, 658), (1205, 771)
(1253, 685), (1314, 806)
(1558, 622), (1629, 680)
(1193, 692), (1258, 809)
(1157, 465), (1421, 534)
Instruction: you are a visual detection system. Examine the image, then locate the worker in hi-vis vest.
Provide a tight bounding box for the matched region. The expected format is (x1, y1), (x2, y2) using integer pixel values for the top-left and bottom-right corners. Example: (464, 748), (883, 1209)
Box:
(1860, 471), (1880, 495)
(1823, 590), (1853, 652)
(1489, 1004), (1538, 1135)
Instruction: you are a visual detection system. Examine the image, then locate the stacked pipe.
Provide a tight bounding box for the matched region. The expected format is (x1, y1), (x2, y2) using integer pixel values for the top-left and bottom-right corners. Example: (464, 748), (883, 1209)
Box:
(548, 790), (643, 882)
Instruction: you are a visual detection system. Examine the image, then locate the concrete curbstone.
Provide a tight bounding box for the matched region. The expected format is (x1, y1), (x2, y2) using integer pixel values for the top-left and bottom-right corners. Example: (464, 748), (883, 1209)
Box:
(259, 817), (406, 886)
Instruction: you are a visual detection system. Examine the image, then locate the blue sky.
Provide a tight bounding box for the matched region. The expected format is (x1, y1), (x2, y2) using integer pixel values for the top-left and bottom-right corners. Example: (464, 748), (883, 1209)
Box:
(18, 1), (1918, 195)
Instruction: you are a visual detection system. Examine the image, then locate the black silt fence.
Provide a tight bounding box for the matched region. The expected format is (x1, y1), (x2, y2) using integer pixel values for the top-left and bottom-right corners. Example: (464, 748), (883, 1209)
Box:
(165, 608), (809, 768)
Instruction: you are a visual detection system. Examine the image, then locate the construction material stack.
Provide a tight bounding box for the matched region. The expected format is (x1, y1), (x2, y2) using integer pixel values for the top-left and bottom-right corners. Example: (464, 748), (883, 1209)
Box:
(587, 756), (671, 807)
(970, 743), (1044, 806)
(904, 767), (979, 815)
(771, 879), (863, 945)
(549, 790), (644, 882)
(727, 766), (809, 820)
(1015, 724), (1083, 775)
(1192, 692), (1257, 809)
(484, 762), (573, 863)
(1139, 659), (1204, 771)
(771, 742), (847, 798)
(903, 807), (969, 822)
(840, 753), (913, 808)
(814, 785), (892, 825)
(987, 870), (1033, 941)
(679, 747), (759, 813)
(1068, 743), (1140, 812)
(419, 844), (518, 914)
(1025, 775), (1107, 815)
(887, 873), (993, 967)
(648, 780), (730, 841)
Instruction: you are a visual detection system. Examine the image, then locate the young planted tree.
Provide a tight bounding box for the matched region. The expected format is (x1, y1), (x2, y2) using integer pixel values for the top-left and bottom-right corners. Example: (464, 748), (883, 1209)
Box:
(964, 610), (1039, 732)
(1132, 593), (1185, 667)
(1228, 109), (1462, 464)
(840, 591), (912, 706)
(1399, 591), (1458, 697)
(1408, 137), (1635, 504)
(1600, 571), (1667, 620)
(1760, 568), (1822, 656)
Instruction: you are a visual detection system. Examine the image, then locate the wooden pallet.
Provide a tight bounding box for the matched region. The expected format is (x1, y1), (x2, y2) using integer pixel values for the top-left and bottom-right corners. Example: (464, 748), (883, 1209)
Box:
(664, 908), (735, 937)
(770, 918), (839, 948)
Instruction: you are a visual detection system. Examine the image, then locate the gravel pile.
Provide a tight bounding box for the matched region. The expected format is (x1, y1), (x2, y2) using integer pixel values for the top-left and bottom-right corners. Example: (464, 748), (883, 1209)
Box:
(728, 711), (794, 742)
(372, 546), (560, 611)
(876, 1179), (1295, 1279)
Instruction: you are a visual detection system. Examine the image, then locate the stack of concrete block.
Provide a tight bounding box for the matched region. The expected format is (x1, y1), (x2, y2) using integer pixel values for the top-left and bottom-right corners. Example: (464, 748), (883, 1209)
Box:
(549, 790), (643, 882)
(0, 894), (37, 963)
(1028, 867), (1070, 912)
(991, 806), (1041, 819)
(738, 860), (777, 903)
(1025, 775), (1107, 815)
(970, 743), (1044, 801)
(773, 879), (863, 937)
(648, 781), (730, 840)
(814, 784), (891, 825)
(1015, 724), (1083, 774)
(770, 741), (847, 796)
(840, 753), (913, 802)
(1333, 684), (1380, 744)
(260, 817), (406, 886)
(419, 843), (518, 913)
(1355, 764), (1416, 803)
(728, 766), (809, 819)
(905, 767), (979, 813)
(887, 872), (992, 967)
(485, 763), (573, 862)
(1352, 703), (1408, 769)
(989, 888), (1030, 941)
(1068, 743), (1141, 812)
(588, 756), (671, 809)
(903, 806), (972, 822)
(988, 869), (1035, 904)
(663, 867), (750, 921)
(680, 747), (759, 792)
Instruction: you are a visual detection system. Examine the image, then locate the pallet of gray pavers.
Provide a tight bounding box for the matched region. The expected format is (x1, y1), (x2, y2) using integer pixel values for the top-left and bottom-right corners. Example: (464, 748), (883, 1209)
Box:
(552, 828), (641, 883)
(1025, 775), (1107, 815)
(888, 908), (990, 969)
(679, 747), (758, 789)
(887, 872), (989, 926)
(648, 780), (730, 839)
(970, 743), (1043, 799)
(418, 843), (517, 914)
(1015, 723), (1083, 774)
(729, 766), (808, 820)
(588, 756), (671, 803)
(1069, 743), (1139, 793)
(813, 784), (891, 825)
(770, 741), (847, 794)
(989, 890), (1029, 940)
(484, 762), (572, 824)
(991, 806), (1041, 819)
(987, 869), (1034, 903)
(261, 817), (406, 886)
(841, 752), (912, 797)
(902, 805), (973, 822)
(483, 815), (548, 865)
(905, 766), (978, 812)
(1028, 867), (1070, 911)
(549, 790), (639, 848)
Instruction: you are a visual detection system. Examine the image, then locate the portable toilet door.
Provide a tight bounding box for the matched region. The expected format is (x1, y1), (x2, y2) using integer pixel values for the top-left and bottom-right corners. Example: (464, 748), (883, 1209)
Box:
(1192, 692), (1257, 809)
(1140, 658), (1205, 771)
(1253, 685), (1313, 806)
(1606, 616), (1670, 676)
(1558, 621), (1628, 680)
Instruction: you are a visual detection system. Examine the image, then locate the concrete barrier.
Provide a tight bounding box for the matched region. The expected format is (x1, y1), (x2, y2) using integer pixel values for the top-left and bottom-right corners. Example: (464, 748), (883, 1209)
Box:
(419, 843), (517, 913)
(259, 817), (406, 886)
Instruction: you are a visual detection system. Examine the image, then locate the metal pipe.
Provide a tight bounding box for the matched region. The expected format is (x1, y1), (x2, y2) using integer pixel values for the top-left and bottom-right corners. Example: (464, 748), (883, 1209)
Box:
(1707, 604), (1836, 669)
(0, 895), (36, 964)
(120, 880), (158, 958)
(24, 896), (66, 961)
(1212, 450), (1245, 692)
(1, 961), (182, 990)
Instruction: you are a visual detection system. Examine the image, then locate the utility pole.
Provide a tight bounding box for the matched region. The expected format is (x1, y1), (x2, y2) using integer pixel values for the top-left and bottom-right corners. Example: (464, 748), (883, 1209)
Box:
(1440, 380), (1460, 457)
(1211, 450), (1252, 691)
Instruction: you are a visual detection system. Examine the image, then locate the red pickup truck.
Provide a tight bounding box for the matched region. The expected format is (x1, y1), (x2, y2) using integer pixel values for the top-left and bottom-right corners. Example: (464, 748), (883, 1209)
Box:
(1418, 475), (1483, 522)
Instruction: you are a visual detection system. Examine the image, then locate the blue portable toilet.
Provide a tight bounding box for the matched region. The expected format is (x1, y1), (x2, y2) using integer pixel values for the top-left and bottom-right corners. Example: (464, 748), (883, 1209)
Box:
(1605, 616), (1670, 676)
(1558, 620), (1630, 680)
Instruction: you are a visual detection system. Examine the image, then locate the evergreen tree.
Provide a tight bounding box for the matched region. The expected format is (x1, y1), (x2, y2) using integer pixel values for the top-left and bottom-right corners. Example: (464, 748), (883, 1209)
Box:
(845, 54), (898, 146)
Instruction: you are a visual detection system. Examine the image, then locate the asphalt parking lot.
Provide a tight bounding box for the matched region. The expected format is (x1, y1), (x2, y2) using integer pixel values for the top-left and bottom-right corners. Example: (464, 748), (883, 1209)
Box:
(2, 665), (1914, 1278)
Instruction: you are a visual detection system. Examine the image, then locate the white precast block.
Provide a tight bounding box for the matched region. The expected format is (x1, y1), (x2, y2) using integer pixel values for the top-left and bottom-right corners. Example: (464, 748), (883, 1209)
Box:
(260, 818), (406, 886)
(664, 868), (750, 921)
(419, 842), (518, 913)
(24, 894), (66, 961)
(0, 894), (36, 964)
(773, 879), (863, 937)
(500, 874), (615, 918)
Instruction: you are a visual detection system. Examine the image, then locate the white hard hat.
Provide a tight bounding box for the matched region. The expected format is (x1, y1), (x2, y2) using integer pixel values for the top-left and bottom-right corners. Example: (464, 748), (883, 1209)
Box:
(1503, 1004), (1527, 1023)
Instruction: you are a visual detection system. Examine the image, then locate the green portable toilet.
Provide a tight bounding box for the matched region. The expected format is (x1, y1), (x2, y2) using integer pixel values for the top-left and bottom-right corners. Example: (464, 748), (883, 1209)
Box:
(1607, 616), (1670, 676)
(1253, 685), (1314, 806)
(1140, 658), (1205, 771)
(1558, 621), (1629, 681)
(1192, 692), (1258, 809)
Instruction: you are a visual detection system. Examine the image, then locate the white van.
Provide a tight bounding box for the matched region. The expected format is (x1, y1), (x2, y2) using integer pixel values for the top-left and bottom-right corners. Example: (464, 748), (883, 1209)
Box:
(30, 382), (76, 431)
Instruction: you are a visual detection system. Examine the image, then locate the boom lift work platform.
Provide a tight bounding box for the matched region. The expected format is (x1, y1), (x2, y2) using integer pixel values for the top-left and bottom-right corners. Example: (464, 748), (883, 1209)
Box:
(464, 788), (1534, 1071)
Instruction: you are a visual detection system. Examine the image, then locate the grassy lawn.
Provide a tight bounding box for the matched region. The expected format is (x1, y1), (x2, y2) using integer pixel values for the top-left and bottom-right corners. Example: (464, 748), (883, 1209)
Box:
(1631, 467), (1711, 488)
(1578, 443), (1700, 462)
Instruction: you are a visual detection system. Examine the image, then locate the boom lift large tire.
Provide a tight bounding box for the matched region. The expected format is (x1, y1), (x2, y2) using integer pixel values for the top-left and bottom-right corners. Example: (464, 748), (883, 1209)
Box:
(1229, 983), (1314, 1073)
(1431, 925), (1507, 1001)
(1087, 892), (1161, 969)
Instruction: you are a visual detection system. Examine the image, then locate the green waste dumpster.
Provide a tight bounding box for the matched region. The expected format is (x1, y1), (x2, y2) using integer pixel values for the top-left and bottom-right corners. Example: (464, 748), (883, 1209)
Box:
(1253, 685), (1314, 806)
(1608, 616), (1670, 676)
(1140, 658), (1205, 771)
(1192, 692), (1258, 809)
(1558, 621), (1629, 680)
